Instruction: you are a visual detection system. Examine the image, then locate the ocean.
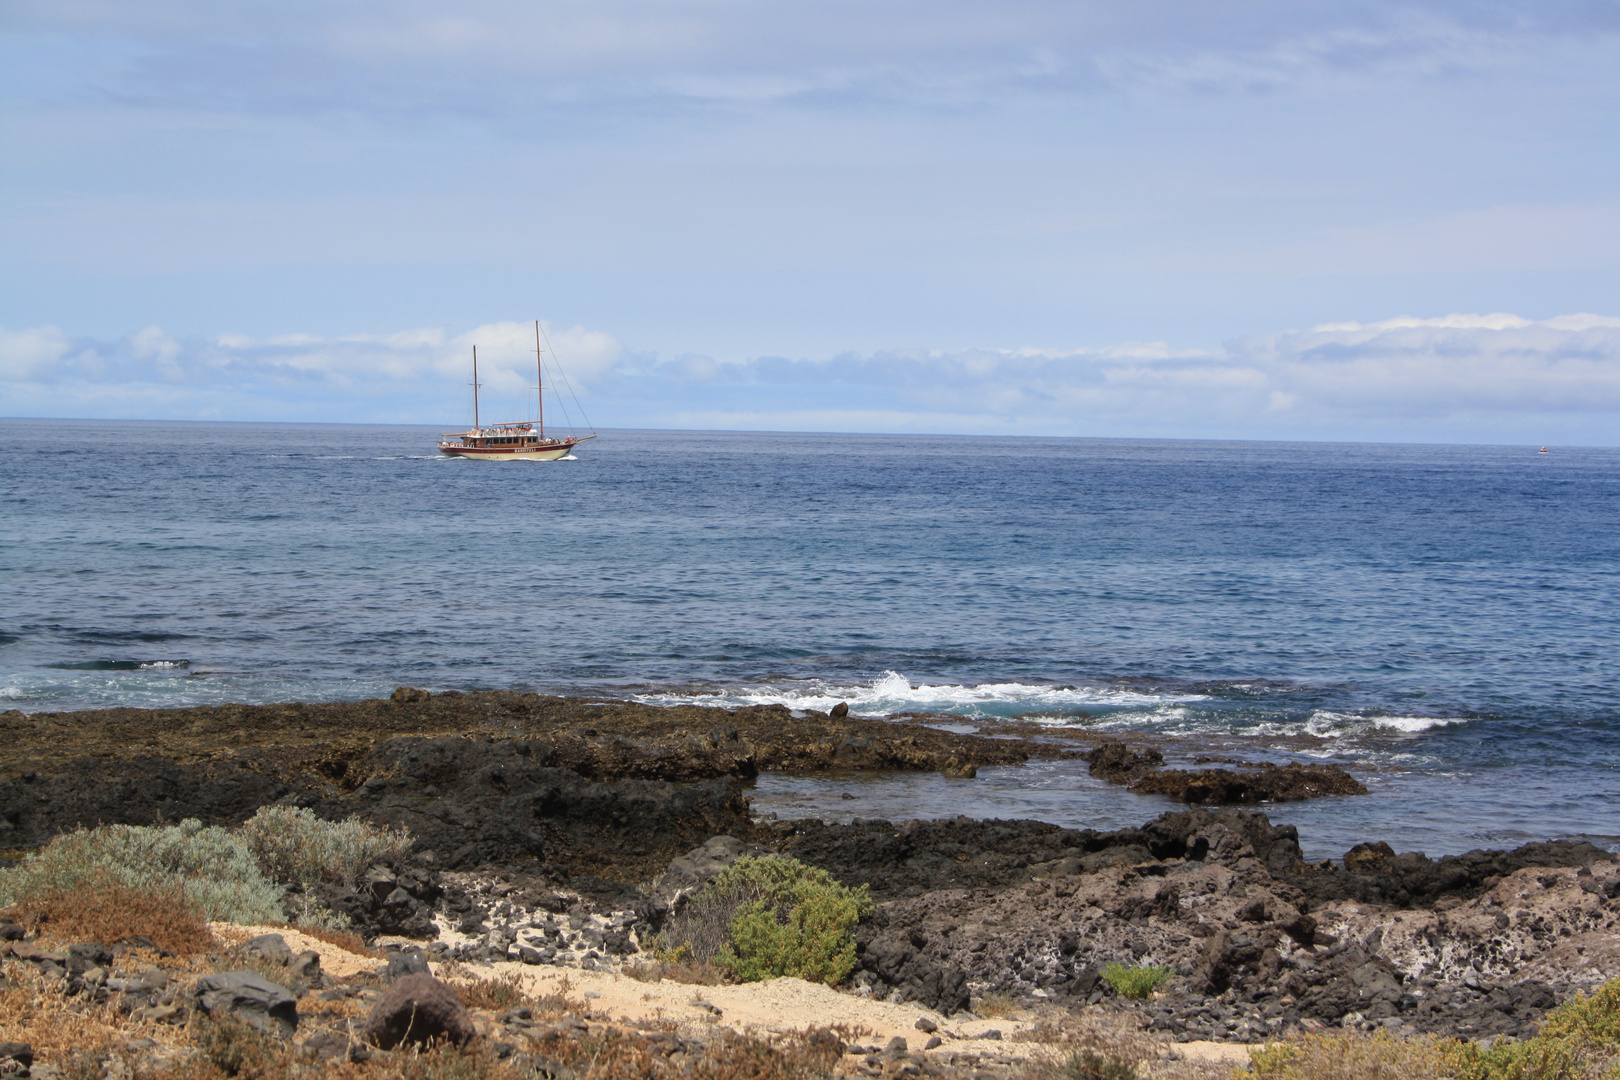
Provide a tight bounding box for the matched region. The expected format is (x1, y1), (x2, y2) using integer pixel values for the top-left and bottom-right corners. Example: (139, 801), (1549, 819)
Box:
(2, 418), (1616, 862)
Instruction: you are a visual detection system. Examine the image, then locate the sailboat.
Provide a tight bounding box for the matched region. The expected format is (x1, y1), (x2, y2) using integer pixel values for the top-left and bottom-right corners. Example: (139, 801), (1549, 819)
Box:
(438, 321), (596, 460)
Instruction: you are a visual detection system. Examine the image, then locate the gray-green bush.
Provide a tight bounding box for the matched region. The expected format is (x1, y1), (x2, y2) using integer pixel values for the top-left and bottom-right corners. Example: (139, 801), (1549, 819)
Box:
(0, 819), (284, 924)
(238, 804), (412, 887)
(0, 809), (412, 929)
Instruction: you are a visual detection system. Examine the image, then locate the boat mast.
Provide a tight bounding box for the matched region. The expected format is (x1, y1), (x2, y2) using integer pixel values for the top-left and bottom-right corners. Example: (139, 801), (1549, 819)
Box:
(471, 346), (482, 430)
(533, 320), (545, 438)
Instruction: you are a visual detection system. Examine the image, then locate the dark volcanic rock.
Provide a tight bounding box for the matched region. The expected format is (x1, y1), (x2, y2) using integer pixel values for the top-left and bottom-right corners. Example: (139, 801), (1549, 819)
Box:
(360, 973), (474, 1049)
(1084, 740), (1165, 784)
(193, 971), (299, 1036)
(330, 736), (755, 880)
(1297, 838), (1610, 908)
(0, 756), (294, 847)
(0, 692), (1057, 788)
(1128, 763), (1367, 804)
(776, 808), (1307, 900)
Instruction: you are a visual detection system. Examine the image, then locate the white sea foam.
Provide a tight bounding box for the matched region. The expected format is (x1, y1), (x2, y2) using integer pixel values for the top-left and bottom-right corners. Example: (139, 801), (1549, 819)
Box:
(633, 671), (1204, 719)
(1303, 711), (1469, 737)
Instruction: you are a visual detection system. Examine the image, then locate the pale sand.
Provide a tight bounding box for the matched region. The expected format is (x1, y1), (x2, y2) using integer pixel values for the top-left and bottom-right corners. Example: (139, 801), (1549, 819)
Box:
(210, 923), (381, 979)
(210, 925), (1254, 1068)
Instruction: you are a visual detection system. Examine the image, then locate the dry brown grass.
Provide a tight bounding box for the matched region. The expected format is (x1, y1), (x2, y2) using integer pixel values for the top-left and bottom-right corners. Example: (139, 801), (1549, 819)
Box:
(432, 964), (580, 1019)
(5, 881), (218, 955)
(544, 1026), (844, 1080)
(624, 958), (733, 985)
(0, 960), (173, 1063)
(977, 990), (1022, 1019)
(1242, 1031), (1449, 1080)
(1014, 1009), (1235, 1080)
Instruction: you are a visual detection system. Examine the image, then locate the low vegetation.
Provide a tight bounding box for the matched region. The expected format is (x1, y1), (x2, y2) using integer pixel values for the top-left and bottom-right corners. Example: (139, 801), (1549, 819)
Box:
(1245, 1032), (1450, 1080)
(0, 819), (283, 925)
(5, 880), (217, 955)
(1441, 978), (1620, 1080)
(1101, 962), (1172, 1000)
(657, 855), (872, 986)
(238, 805), (411, 888)
(0, 808), (412, 935)
(1243, 977), (1620, 1080)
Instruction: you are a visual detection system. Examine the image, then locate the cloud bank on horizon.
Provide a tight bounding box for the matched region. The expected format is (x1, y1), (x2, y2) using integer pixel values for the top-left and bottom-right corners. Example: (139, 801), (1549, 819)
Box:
(5, 313), (1617, 444)
(3, 2), (1618, 441)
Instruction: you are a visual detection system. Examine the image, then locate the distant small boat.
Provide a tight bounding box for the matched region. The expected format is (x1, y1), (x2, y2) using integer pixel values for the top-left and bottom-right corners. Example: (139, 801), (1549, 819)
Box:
(1539, 446), (1549, 454)
(439, 321), (596, 461)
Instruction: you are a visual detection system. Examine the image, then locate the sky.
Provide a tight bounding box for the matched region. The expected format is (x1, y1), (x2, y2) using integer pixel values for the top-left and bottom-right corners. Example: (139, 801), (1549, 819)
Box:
(3, 1), (1619, 443)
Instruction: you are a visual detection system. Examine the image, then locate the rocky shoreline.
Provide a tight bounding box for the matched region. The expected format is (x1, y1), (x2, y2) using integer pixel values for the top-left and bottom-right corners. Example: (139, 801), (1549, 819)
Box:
(3, 689), (1617, 1066)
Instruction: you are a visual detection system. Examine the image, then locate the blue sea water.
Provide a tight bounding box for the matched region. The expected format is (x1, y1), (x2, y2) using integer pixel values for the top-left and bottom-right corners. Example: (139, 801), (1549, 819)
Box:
(1, 418), (1616, 861)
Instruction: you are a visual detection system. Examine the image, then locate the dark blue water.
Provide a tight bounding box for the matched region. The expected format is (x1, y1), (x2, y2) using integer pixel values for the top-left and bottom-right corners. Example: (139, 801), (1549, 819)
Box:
(2, 419), (1616, 860)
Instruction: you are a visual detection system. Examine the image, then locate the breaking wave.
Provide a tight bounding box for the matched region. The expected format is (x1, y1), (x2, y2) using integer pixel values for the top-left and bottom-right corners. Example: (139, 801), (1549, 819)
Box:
(633, 670), (1204, 719)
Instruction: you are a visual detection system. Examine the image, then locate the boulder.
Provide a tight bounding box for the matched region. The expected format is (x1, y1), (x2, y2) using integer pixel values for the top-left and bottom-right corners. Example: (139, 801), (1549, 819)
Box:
(245, 933), (293, 965)
(194, 971), (299, 1036)
(1085, 741), (1165, 784)
(359, 973), (474, 1049)
(384, 947), (430, 981)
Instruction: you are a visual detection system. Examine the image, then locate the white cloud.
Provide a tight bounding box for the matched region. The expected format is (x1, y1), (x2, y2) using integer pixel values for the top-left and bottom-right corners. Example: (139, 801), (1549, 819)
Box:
(3, 313), (1619, 443)
(0, 324), (71, 380)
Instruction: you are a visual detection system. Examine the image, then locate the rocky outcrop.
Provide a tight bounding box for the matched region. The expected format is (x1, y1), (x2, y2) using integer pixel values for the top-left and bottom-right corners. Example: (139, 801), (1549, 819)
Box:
(843, 828), (1619, 1041)
(1082, 739), (1367, 804)
(1084, 741), (1165, 784)
(0, 736), (758, 886)
(1128, 763), (1368, 804)
(772, 808), (1308, 901)
(1295, 839), (1613, 908)
(0, 692), (1060, 790)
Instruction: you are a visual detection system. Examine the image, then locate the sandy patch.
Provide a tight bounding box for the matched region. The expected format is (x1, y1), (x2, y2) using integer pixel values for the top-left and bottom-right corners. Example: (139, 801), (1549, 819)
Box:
(475, 962), (1041, 1056)
(210, 924), (382, 979)
(1176, 1041), (1254, 1065)
(204, 927), (1258, 1069)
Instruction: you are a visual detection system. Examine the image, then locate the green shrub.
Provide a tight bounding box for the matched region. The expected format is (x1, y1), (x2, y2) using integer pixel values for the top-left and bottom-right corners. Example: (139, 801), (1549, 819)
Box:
(677, 856), (871, 986)
(0, 819), (283, 925)
(1100, 962), (1170, 1000)
(237, 805), (411, 887)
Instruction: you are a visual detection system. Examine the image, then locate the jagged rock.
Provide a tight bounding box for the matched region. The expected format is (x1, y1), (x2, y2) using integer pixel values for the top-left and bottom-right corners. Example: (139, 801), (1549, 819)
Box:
(245, 933), (292, 964)
(1343, 841), (1397, 872)
(360, 973), (474, 1049)
(194, 971), (299, 1036)
(0, 1043), (33, 1071)
(391, 686), (432, 704)
(1085, 741), (1165, 784)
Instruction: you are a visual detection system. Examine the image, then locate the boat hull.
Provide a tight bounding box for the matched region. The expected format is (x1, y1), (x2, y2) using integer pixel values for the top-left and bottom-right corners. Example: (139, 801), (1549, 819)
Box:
(440, 443), (578, 461)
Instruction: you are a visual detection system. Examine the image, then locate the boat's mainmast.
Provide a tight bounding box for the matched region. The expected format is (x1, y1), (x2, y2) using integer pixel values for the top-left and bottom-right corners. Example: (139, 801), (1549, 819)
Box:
(533, 320), (545, 439)
(471, 346), (482, 430)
